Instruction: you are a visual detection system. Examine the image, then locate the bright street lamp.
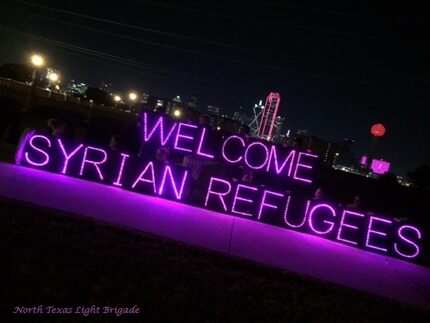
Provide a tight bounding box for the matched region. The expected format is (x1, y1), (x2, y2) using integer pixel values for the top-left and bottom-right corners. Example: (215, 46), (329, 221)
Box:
(129, 92), (137, 101)
(25, 53), (45, 111)
(173, 109), (181, 117)
(114, 95), (122, 102)
(31, 54), (44, 67)
(48, 72), (59, 82)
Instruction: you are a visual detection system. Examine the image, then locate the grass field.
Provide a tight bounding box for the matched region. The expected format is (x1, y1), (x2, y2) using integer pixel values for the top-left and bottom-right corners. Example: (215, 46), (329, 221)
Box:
(0, 197), (429, 322)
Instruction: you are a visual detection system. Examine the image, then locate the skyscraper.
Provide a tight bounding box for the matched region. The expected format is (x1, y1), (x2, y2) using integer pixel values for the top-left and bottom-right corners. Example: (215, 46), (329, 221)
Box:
(257, 92), (281, 141)
(207, 105), (220, 116)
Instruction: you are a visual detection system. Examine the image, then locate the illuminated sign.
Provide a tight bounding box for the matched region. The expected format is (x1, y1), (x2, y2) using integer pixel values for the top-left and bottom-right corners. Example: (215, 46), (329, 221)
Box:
(15, 112), (423, 261)
(371, 159), (391, 175)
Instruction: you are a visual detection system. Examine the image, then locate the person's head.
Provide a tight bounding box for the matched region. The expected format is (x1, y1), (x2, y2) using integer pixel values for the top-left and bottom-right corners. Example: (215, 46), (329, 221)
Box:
(353, 195), (362, 207)
(109, 135), (121, 150)
(198, 114), (210, 126)
(156, 148), (170, 162)
(313, 188), (324, 200)
(48, 119), (66, 137)
(239, 124), (250, 136)
(293, 137), (303, 149)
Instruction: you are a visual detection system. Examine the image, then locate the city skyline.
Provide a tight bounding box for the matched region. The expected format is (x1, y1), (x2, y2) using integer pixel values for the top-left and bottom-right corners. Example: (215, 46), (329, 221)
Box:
(0, 0), (428, 175)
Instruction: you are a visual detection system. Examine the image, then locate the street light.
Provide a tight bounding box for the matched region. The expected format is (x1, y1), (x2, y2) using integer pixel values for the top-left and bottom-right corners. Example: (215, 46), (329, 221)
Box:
(48, 72), (59, 82)
(129, 92), (137, 101)
(25, 54), (45, 111)
(31, 54), (44, 67)
(173, 109), (181, 117)
(114, 95), (122, 102)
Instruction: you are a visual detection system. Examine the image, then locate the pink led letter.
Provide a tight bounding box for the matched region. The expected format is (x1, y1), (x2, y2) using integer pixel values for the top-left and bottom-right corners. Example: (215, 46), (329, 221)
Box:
(221, 135), (245, 164)
(143, 113), (177, 146)
(112, 153), (130, 187)
(196, 127), (214, 159)
(244, 142), (269, 170)
(231, 184), (258, 217)
(394, 225), (422, 259)
(79, 146), (107, 180)
(336, 210), (365, 245)
(365, 216), (393, 252)
(174, 123), (197, 153)
(284, 198), (310, 228)
(24, 135), (51, 167)
(131, 161), (156, 193)
(258, 190), (284, 220)
(308, 203), (336, 235)
(158, 165), (188, 200)
(57, 139), (83, 174)
(204, 177), (232, 211)
(293, 152), (318, 184)
(266, 146), (296, 176)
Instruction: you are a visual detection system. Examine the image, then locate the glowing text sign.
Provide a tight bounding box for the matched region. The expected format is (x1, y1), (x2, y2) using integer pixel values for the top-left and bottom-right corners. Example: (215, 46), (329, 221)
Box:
(141, 112), (318, 184)
(15, 112), (423, 262)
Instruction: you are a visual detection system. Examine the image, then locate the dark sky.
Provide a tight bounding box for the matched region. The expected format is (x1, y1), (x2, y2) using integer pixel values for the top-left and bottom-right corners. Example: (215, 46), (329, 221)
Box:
(0, 0), (429, 175)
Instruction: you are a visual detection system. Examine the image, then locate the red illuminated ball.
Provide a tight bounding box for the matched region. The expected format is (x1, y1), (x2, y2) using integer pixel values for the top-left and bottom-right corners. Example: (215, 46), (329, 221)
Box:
(371, 123), (386, 137)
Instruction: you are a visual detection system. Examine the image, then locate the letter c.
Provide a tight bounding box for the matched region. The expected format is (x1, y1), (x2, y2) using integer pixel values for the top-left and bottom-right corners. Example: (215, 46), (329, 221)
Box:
(222, 135), (245, 163)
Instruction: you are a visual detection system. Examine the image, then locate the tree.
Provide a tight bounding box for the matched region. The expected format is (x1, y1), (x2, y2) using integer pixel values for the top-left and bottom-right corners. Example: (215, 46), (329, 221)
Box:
(407, 165), (430, 190)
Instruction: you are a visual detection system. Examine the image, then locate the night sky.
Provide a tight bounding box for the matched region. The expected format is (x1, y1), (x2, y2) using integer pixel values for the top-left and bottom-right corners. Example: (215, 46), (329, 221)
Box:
(0, 0), (428, 175)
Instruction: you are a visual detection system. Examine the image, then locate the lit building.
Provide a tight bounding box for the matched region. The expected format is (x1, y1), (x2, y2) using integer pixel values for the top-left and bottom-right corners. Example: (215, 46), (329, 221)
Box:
(271, 115), (285, 143)
(188, 95), (197, 109)
(233, 106), (251, 126)
(100, 81), (112, 92)
(286, 133), (353, 167)
(371, 159), (391, 174)
(66, 80), (88, 96)
(333, 138), (354, 167)
(207, 105), (220, 116)
(140, 92), (149, 104)
(142, 96), (199, 120)
(257, 92), (281, 141)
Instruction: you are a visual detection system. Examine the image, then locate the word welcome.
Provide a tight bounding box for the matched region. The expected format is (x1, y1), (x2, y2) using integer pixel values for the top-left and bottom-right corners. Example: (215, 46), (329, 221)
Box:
(142, 112), (318, 183)
(16, 117), (423, 261)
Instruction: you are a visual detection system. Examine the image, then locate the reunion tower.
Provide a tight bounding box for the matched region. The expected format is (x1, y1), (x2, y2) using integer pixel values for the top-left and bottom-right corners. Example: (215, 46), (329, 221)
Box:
(257, 92), (281, 141)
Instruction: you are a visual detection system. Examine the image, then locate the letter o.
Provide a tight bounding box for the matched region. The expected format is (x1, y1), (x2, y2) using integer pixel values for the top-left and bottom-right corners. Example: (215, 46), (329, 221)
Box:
(222, 135), (245, 163)
(244, 141), (269, 170)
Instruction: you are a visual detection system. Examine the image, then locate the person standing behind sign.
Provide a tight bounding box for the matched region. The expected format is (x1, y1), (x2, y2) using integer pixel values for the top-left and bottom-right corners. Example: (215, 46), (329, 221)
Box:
(47, 118), (67, 138)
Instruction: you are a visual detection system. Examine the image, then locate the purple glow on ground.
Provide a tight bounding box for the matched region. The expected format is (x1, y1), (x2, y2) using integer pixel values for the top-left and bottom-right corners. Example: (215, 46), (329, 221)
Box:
(0, 162), (429, 308)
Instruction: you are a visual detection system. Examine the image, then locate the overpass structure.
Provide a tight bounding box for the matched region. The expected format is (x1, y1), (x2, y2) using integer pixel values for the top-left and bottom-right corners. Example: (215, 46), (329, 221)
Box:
(0, 77), (137, 143)
(0, 77), (137, 124)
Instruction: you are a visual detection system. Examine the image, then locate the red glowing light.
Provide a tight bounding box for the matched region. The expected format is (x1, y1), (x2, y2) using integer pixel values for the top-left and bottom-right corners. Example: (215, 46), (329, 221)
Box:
(370, 123), (386, 137)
